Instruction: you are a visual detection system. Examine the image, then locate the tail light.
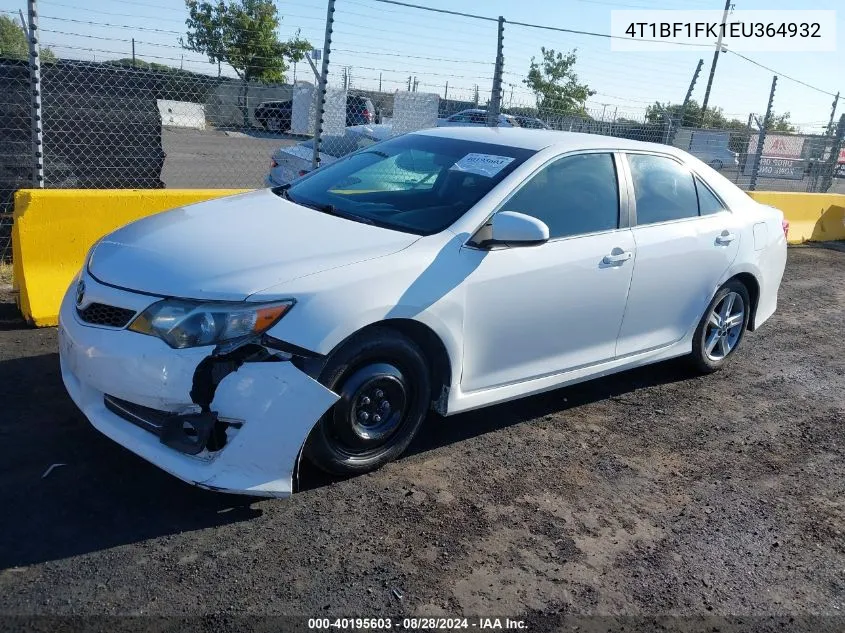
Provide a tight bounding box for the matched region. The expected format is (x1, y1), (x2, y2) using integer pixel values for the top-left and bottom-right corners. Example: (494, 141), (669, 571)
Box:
(362, 108), (372, 122)
(298, 169), (310, 177)
(781, 219), (790, 239)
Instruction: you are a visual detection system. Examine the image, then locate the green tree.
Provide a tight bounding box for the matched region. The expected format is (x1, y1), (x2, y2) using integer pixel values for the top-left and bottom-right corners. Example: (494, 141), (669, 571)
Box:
(182, 0), (310, 83)
(646, 99), (733, 128)
(523, 47), (594, 116)
(0, 15), (55, 62)
(767, 112), (797, 133)
(105, 58), (175, 72)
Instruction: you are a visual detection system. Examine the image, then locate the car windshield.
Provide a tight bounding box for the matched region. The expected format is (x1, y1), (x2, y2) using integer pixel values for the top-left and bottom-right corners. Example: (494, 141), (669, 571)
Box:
(280, 134), (535, 235)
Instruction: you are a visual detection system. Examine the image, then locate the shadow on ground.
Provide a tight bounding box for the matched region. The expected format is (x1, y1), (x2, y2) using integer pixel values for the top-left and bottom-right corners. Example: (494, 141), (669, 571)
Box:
(0, 288), (697, 569)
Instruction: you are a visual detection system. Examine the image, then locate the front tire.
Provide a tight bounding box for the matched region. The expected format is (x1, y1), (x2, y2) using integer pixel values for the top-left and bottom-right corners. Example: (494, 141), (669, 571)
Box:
(304, 327), (431, 475)
(710, 159), (724, 170)
(690, 280), (750, 373)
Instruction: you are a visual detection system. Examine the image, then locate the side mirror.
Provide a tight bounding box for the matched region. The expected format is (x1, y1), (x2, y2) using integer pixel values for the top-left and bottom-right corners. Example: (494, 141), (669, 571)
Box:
(488, 211), (549, 246)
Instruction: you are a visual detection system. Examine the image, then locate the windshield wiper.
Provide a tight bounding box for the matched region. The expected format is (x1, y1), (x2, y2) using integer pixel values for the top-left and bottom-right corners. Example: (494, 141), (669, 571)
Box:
(276, 185), (374, 226)
(304, 201), (375, 225)
(274, 184), (296, 203)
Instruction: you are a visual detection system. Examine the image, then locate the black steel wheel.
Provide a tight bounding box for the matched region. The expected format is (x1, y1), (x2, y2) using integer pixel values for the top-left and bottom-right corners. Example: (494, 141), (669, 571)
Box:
(304, 327), (431, 475)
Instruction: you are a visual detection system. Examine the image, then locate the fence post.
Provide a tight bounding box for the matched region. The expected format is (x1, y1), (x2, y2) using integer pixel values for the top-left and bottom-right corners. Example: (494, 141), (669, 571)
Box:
(311, 0), (335, 171)
(820, 114), (845, 193)
(26, 0), (44, 188)
(749, 75), (777, 192)
(487, 16), (505, 127)
(826, 92), (839, 136)
(669, 58), (702, 146)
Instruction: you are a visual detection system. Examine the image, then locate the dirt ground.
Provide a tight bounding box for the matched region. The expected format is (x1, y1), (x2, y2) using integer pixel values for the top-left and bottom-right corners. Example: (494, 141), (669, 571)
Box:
(0, 247), (843, 631)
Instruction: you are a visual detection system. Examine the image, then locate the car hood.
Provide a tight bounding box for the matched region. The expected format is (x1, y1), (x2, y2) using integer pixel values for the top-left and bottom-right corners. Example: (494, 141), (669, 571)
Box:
(88, 189), (419, 301)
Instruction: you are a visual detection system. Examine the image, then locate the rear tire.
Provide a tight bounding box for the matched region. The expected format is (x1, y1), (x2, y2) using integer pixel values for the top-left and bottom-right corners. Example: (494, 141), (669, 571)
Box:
(304, 327), (431, 475)
(709, 159), (724, 170)
(690, 280), (750, 373)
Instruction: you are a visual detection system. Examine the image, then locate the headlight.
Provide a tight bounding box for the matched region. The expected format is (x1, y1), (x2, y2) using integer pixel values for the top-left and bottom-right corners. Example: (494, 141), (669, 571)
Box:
(129, 299), (294, 349)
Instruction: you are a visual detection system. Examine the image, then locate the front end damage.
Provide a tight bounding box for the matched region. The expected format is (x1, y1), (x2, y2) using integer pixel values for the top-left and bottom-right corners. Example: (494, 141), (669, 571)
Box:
(58, 276), (339, 498)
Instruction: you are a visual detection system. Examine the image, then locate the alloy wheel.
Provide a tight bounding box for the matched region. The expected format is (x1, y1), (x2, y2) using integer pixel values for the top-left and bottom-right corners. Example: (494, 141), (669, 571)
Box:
(703, 291), (745, 361)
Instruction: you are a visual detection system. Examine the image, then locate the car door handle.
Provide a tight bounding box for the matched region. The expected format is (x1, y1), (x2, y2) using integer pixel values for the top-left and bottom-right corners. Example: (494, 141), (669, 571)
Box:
(602, 251), (632, 265)
(715, 232), (736, 245)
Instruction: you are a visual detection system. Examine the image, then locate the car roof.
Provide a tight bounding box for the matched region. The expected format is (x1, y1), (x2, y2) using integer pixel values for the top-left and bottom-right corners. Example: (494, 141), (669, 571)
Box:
(411, 126), (689, 155)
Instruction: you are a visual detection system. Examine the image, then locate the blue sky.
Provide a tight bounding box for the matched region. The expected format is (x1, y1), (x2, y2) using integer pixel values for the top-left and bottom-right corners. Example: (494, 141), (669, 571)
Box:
(5, 0), (843, 131)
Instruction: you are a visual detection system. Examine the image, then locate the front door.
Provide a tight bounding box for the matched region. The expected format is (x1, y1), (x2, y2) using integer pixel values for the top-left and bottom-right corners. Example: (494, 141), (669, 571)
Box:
(459, 152), (636, 393)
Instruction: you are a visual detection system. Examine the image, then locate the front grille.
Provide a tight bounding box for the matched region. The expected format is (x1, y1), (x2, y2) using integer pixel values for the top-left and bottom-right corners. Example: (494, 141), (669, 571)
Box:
(77, 303), (136, 328)
(104, 395), (170, 435)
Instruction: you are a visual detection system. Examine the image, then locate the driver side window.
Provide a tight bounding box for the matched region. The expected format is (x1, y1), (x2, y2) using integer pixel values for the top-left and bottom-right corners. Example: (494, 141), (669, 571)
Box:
(500, 153), (620, 239)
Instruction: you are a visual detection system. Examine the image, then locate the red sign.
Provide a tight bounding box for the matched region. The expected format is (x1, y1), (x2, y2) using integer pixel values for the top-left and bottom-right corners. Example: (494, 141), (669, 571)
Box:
(839, 148), (845, 164)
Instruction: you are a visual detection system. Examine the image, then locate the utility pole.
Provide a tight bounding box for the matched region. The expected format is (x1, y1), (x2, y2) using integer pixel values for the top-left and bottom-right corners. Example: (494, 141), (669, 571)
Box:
(444, 81), (448, 99)
(488, 16), (505, 126)
(407, 75), (412, 91)
(827, 92), (840, 136)
(379, 72), (382, 92)
(700, 0), (732, 126)
(413, 76), (418, 92)
(180, 54), (184, 70)
(131, 37), (136, 67)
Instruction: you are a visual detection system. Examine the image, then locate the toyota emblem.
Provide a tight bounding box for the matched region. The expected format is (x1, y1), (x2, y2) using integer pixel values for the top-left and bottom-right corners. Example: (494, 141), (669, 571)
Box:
(75, 279), (86, 307)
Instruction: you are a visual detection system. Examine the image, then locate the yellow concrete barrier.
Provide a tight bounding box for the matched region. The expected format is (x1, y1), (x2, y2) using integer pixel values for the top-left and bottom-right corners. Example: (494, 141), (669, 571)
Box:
(12, 189), (248, 326)
(9, 188), (845, 328)
(748, 191), (845, 245)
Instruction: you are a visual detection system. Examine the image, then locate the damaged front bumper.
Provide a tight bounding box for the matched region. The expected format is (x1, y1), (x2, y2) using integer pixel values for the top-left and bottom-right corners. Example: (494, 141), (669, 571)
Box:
(57, 273), (339, 498)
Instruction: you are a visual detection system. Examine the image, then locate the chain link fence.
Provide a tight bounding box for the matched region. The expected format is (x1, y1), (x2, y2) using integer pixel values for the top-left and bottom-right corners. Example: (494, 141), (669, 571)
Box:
(1, 0), (844, 263)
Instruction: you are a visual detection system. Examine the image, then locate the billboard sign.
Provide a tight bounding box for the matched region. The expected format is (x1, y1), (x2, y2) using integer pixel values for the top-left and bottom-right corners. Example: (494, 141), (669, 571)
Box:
(757, 156), (807, 180)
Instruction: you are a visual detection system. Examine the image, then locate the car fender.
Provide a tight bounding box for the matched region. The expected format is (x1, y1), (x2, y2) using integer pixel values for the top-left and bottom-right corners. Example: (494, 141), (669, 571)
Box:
(257, 234), (466, 386)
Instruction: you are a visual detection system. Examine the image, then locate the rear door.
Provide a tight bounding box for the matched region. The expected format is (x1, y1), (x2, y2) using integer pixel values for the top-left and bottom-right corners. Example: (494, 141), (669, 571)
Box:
(615, 152), (741, 357)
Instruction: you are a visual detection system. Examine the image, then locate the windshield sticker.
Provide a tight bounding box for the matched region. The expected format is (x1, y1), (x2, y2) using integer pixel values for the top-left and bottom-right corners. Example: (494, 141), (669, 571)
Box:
(450, 153), (515, 177)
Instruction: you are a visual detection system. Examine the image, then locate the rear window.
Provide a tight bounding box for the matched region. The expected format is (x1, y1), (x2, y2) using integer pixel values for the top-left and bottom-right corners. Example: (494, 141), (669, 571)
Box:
(282, 134), (536, 235)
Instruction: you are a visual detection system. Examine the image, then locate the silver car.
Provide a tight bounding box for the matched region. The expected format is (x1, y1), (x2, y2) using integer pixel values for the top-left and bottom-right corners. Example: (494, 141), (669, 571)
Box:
(266, 124), (394, 187)
(437, 108), (521, 128)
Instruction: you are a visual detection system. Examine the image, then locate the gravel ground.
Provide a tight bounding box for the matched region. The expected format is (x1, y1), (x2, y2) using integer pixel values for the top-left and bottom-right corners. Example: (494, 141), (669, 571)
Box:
(0, 247), (843, 631)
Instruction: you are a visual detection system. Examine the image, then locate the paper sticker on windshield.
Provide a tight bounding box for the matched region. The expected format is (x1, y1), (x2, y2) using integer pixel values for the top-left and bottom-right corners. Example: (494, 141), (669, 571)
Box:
(450, 153), (515, 177)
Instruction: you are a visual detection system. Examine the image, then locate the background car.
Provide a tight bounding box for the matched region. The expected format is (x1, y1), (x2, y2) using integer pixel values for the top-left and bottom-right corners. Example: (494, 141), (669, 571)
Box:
(690, 146), (740, 170)
(437, 108), (521, 128)
(514, 115), (550, 129)
(254, 100), (293, 132)
(266, 124), (393, 186)
(255, 95), (376, 133)
(346, 95), (376, 126)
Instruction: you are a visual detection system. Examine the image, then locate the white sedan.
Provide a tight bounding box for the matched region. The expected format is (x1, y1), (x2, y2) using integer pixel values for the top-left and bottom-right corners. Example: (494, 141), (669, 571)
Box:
(58, 127), (787, 497)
